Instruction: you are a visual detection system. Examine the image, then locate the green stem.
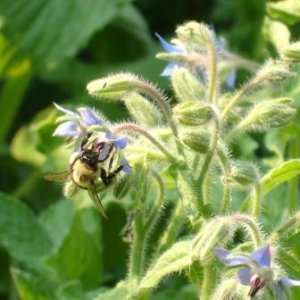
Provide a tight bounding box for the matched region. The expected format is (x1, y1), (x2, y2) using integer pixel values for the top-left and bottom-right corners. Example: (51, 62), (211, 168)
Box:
(0, 63), (32, 145)
(217, 148), (232, 213)
(133, 80), (184, 155)
(129, 213), (145, 284)
(251, 183), (262, 217)
(111, 123), (178, 163)
(157, 199), (183, 255)
(200, 264), (216, 300)
(221, 82), (254, 120)
(207, 43), (217, 104)
(196, 118), (220, 199)
(232, 214), (262, 248)
(288, 139), (299, 212)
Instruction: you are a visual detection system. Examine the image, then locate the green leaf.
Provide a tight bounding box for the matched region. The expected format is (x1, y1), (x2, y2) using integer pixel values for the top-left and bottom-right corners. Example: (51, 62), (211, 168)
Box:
(261, 159), (300, 195)
(263, 17), (290, 52)
(93, 282), (128, 300)
(46, 195), (103, 290)
(39, 199), (74, 251)
(0, 0), (132, 69)
(267, 0), (300, 25)
(139, 240), (192, 291)
(114, 5), (154, 54)
(11, 264), (57, 300)
(0, 193), (53, 261)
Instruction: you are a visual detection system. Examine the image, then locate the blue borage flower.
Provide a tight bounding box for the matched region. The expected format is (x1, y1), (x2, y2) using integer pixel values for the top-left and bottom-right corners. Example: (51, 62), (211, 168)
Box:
(53, 102), (102, 138)
(214, 245), (300, 299)
(53, 103), (131, 174)
(156, 32), (237, 88)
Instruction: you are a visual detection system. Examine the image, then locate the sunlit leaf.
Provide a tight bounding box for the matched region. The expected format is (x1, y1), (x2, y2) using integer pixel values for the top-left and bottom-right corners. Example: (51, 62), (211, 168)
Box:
(0, 193), (53, 261)
(267, 0), (300, 25)
(0, 0), (132, 70)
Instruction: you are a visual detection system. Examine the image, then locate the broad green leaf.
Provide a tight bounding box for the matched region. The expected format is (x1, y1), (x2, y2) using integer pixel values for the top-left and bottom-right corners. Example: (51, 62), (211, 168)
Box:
(263, 17), (290, 52)
(11, 125), (46, 166)
(0, 193), (53, 261)
(0, 61), (32, 144)
(57, 281), (88, 300)
(11, 266), (56, 300)
(39, 199), (74, 251)
(114, 5), (154, 54)
(261, 159), (300, 195)
(139, 240), (192, 290)
(267, 0), (300, 25)
(46, 195), (103, 290)
(93, 282), (128, 300)
(0, 0), (132, 70)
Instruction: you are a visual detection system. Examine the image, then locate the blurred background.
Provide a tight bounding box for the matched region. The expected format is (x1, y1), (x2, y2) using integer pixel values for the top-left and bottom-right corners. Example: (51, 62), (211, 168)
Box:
(0, 0), (299, 299)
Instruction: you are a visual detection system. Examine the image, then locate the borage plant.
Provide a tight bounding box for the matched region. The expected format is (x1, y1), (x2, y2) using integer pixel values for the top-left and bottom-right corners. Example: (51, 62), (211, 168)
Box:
(48, 21), (300, 300)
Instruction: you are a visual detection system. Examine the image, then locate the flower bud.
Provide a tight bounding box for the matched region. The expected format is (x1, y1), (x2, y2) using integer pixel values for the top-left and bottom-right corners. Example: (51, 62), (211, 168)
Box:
(174, 101), (215, 126)
(87, 73), (137, 100)
(171, 68), (205, 102)
(175, 21), (213, 47)
(180, 129), (210, 153)
(237, 97), (296, 132)
(124, 92), (162, 126)
(230, 160), (260, 187)
(282, 41), (300, 61)
(251, 60), (294, 86)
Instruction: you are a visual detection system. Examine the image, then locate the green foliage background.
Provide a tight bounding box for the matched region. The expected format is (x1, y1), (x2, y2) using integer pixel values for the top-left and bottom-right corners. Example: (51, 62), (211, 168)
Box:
(1, 0), (300, 299)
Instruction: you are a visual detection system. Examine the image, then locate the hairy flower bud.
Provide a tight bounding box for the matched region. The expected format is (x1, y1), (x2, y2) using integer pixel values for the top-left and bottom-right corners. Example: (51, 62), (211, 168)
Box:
(176, 21), (213, 47)
(124, 92), (162, 126)
(230, 160), (260, 187)
(237, 97), (296, 132)
(282, 41), (300, 61)
(171, 68), (205, 102)
(180, 129), (210, 153)
(87, 73), (137, 99)
(174, 101), (215, 126)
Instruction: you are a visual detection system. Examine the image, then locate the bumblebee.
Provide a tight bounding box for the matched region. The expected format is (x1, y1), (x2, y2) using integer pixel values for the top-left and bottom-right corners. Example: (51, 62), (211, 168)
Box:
(44, 133), (127, 218)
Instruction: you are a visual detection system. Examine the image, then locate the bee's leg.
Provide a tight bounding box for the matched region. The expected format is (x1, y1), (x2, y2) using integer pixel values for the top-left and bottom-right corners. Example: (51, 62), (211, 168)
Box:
(99, 167), (110, 186)
(81, 132), (93, 149)
(100, 165), (124, 186)
(106, 165), (124, 181)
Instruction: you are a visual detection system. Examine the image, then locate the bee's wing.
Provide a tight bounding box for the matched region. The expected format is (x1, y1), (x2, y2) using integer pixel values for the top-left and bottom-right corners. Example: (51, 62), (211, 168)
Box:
(88, 184), (108, 219)
(43, 171), (70, 182)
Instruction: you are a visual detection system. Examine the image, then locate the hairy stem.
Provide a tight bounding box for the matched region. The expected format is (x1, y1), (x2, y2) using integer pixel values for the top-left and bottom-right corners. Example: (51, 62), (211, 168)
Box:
(288, 139), (299, 212)
(157, 199), (183, 255)
(133, 79), (184, 155)
(197, 118), (220, 201)
(251, 183), (262, 218)
(207, 43), (218, 104)
(201, 264), (216, 300)
(111, 123), (178, 163)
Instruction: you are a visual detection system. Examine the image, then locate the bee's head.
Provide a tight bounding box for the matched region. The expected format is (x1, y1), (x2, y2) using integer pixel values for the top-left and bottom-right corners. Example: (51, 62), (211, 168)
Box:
(80, 149), (99, 167)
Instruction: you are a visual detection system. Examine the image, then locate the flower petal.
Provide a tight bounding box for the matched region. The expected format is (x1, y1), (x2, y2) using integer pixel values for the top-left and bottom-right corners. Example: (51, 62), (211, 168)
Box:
(161, 62), (180, 77)
(273, 282), (286, 300)
(78, 107), (102, 126)
(120, 156), (131, 173)
(214, 248), (251, 267)
(236, 267), (252, 285)
(105, 133), (127, 149)
(226, 69), (237, 89)
(53, 102), (77, 116)
(250, 246), (271, 268)
(155, 33), (183, 54)
(53, 121), (79, 137)
(281, 276), (300, 286)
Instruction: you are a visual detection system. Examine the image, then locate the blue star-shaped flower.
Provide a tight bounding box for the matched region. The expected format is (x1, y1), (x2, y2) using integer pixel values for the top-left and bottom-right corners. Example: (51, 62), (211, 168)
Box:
(214, 245), (300, 299)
